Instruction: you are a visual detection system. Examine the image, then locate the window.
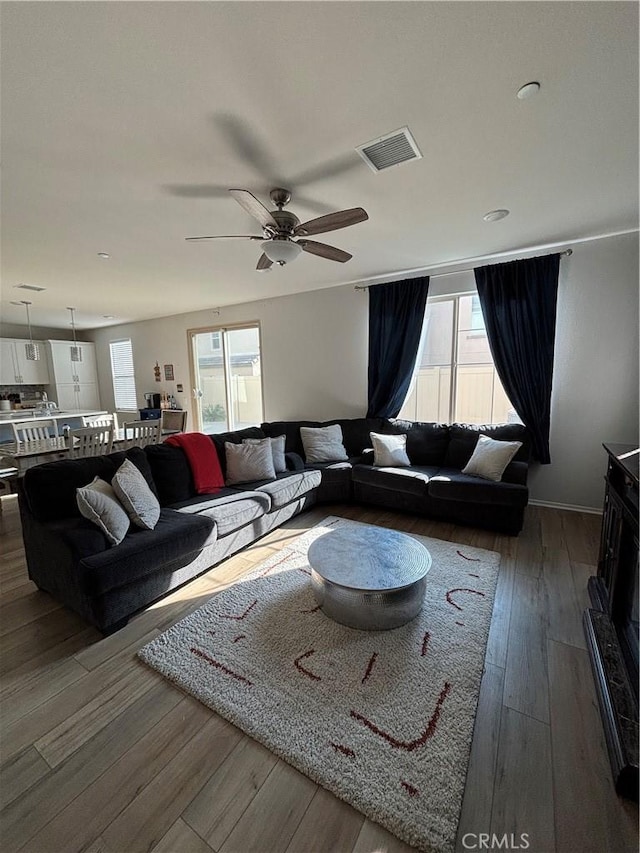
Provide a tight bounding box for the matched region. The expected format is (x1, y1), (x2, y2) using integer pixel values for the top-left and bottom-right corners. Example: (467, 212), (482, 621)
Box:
(109, 339), (137, 410)
(190, 324), (263, 434)
(400, 292), (521, 425)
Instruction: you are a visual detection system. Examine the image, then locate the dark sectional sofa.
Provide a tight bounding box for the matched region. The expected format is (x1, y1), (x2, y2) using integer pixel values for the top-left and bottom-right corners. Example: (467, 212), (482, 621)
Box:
(18, 417), (529, 634)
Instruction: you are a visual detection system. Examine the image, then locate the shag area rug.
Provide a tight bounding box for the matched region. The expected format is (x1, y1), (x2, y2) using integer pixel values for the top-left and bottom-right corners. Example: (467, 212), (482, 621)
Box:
(138, 517), (500, 853)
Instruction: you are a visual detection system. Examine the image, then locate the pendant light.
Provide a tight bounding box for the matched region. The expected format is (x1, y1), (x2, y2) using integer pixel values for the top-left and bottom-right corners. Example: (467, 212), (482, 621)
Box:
(22, 300), (40, 361)
(67, 307), (83, 362)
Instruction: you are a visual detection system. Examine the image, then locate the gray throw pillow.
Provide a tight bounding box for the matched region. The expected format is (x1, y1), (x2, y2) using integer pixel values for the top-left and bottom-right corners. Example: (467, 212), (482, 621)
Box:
(462, 434), (523, 482)
(225, 439), (276, 485)
(300, 425), (348, 463)
(76, 476), (130, 546)
(370, 432), (411, 467)
(112, 458), (161, 530)
(244, 434), (286, 473)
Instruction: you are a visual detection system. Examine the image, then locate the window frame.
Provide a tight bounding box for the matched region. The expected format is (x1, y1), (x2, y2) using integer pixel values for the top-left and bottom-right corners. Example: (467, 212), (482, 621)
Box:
(402, 290), (516, 425)
(109, 338), (138, 411)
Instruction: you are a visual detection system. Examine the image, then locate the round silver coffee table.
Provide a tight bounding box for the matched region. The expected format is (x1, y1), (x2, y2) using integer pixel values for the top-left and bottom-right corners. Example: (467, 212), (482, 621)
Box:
(307, 526), (431, 630)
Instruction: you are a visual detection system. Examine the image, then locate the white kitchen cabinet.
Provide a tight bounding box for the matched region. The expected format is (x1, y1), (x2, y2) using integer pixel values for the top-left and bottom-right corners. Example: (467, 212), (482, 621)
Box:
(0, 338), (50, 385)
(46, 340), (101, 412)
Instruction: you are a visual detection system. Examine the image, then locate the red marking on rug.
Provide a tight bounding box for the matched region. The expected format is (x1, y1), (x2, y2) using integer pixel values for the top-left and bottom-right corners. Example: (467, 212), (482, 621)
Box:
(330, 742), (356, 758)
(301, 604), (322, 614)
(361, 652), (378, 684)
(457, 550), (481, 561)
(421, 632), (430, 657)
(259, 553), (290, 577)
(350, 681), (451, 751)
(400, 781), (419, 797)
(294, 649), (322, 682)
(190, 647), (253, 685)
(297, 567), (311, 576)
(456, 621), (465, 627)
(220, 599), (257, 620)
(468, 573), (480, 579)
(232, 634), (246, 643)
(446, 588), (486, 611)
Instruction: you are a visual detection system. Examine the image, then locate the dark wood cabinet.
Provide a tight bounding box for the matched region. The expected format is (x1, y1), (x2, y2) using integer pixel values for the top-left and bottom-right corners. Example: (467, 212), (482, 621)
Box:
(585, 443), (639, 799)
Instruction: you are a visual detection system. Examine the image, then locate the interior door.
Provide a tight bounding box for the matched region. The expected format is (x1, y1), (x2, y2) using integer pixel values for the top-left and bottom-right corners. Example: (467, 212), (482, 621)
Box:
(190, 326), (263, 434)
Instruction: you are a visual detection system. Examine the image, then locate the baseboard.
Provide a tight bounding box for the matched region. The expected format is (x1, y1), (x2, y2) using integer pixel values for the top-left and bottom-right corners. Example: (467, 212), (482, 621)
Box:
(529, 499), (602, 515)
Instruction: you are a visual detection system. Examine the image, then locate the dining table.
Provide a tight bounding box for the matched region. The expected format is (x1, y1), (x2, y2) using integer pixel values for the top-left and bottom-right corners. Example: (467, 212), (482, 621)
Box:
(0, 435), (127, 477)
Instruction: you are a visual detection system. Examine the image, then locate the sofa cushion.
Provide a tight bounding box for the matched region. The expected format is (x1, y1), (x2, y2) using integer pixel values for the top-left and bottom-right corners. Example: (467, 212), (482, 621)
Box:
(262, 418), (387, 459)
(370, 432), (411, 467)
(445, 423), (530, 468)
(225, 439), (276, 485)
(172, 489), (271, 537)
(428, 469), (529, 507)
(244, 435), (287, 473)
(300, 425), (348, 463)
(351, 464), (440, 497)
(144, 442), (194, 505)
(383, 419), (450, 466)
(211, 427), (266, 477)
(112, 458), (161, 530)
(76, 477), (131, 546)
(78, 508), (215, 597)
(23, 446), (155, 523)
(462, 434), (523, 482)
(252, 470), (322, 510)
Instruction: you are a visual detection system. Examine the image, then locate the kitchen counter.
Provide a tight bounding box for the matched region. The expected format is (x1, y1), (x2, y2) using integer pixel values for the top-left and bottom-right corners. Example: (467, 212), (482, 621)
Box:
(0, 409), (107, 424)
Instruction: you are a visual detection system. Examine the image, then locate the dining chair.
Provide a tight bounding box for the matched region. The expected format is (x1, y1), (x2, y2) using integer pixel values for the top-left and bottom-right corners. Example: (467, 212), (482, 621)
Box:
(68, 425), (114, 459)
(12, 418), (59, 443)
(82, 412), (119, 431)
(121, 420), (162, 449)
(160, 409), (187, 434)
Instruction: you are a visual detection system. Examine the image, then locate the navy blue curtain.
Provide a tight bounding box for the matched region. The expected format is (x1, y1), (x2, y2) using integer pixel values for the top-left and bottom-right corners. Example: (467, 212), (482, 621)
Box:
(366, 276), (430, 418)
(474, 253), (560, 464)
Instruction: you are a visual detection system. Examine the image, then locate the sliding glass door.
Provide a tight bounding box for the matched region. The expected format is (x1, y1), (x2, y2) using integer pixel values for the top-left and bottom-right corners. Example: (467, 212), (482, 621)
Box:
(189, 325), (264, 434)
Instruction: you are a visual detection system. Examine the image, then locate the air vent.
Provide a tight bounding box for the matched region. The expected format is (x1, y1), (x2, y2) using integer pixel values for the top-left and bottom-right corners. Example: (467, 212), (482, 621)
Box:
(356, 126), (422, 172)
(15, 283), (46, 292)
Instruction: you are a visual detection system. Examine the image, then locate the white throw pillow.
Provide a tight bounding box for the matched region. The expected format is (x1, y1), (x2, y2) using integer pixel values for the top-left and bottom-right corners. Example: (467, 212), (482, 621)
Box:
(244, 435), (286, 473)
(462, 434), (522, 482)
(300, 425), (348, 464)
(225, 439), (276, 485)
(370, 432), (411, 467)
(76, 476), (130, 546)
(112, 458), (161, 530)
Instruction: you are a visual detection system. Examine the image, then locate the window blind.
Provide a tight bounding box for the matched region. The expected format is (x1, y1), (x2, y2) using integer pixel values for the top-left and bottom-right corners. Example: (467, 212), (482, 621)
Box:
(109, 339), (137, 410)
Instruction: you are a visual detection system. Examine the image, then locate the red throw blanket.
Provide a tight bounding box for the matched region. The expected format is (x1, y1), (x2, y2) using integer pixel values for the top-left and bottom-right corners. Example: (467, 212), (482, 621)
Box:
(165, 432), (224, 494)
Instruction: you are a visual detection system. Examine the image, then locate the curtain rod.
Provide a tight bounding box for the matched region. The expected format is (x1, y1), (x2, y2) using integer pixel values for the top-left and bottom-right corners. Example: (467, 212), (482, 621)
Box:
(354, 248), (572, 290)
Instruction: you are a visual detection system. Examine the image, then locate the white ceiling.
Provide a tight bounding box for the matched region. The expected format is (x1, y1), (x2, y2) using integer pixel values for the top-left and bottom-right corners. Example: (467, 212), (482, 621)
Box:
(1, 2), (638, 331)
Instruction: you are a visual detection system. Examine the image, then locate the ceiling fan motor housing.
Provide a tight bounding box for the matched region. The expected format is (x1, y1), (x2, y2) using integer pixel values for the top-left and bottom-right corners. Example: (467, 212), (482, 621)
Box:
(269, 209), (300, 237)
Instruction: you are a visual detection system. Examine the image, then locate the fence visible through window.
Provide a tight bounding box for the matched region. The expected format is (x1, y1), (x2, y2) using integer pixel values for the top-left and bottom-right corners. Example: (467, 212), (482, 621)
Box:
(400, 293), (521, 425)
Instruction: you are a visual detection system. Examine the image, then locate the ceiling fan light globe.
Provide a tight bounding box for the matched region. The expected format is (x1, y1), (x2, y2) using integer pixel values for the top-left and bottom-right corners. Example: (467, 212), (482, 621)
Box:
(261, 239), (302, 265)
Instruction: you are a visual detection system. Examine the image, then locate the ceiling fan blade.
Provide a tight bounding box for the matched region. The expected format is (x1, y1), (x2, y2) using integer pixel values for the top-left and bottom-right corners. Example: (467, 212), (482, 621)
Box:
(185, 235), (263, 242)
(297, 239), (352, 263)
(229, 189), (278, 230)
(295, 207), (368, 237)
(256, 253), (273, 271)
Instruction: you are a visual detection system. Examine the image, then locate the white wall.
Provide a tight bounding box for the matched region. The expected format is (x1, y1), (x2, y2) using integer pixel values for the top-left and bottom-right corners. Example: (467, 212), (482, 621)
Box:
(88, 283), (369, 426)
(87, 231), (638, 510)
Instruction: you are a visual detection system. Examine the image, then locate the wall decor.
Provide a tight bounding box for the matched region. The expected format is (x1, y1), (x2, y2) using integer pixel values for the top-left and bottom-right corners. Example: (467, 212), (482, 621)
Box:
(154, 361), (161, 382)
(164, 363), (174, 381)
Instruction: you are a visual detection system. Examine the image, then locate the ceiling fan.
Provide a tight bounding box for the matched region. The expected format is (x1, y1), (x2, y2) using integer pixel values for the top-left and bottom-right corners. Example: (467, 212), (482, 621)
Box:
(185, 188), (368, 270)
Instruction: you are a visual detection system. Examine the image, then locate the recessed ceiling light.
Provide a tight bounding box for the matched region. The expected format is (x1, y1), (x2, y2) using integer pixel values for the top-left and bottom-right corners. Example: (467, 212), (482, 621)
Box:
(483, 209), (510, 222)
(517, 81), (540, 100)
(97, 252), (110, 259)
(15, 283), (46, 292)
(103, 314), (116, 319)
